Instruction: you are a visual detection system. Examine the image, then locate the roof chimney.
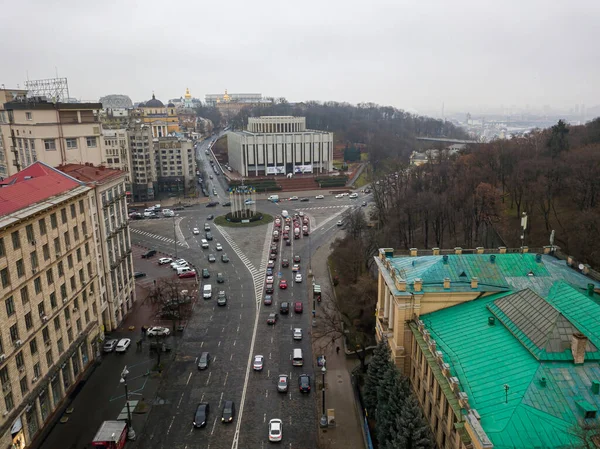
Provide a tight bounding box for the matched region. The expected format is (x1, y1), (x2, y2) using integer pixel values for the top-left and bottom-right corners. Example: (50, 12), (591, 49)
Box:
(571, 332), (587, 365)
(588, 284), (596, 297)
(490, 255), (496, 264)
(442, 255), (448, 264)
(443, 277), (451, 289)
(471, 277), (479, 289)
(414, 278), (422, 292)
(535, 254), (542, 263)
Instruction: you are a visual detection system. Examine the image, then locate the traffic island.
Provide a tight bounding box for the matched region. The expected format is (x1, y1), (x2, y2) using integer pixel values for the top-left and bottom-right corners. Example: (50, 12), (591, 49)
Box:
(214, 212), (273, 228)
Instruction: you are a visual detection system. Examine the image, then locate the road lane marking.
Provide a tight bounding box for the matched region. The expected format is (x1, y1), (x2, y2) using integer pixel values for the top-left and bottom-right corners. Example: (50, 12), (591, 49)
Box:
(201, 393), (205, 402)
(167, 416), (175, 434)
(218, 341), (221, 347)
(206, 372), (212, 386)
(230, 353), (233, 361)
(210, 417), (218, 435)
(186, 372), (192, 385)
(178, 392), (185, 408)
(219, 392), (223, 408)
(263, 413), (266, 423)
(201, 341), (204, 347)
(269, 353), (272, 360)
(265, 389), (269, 398)
(224, 372), (229, 386)
(233, 340), (236, 346)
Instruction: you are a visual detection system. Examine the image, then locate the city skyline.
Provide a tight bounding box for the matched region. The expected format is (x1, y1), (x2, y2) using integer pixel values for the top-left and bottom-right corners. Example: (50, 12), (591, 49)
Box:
(2, 0), (599, 115)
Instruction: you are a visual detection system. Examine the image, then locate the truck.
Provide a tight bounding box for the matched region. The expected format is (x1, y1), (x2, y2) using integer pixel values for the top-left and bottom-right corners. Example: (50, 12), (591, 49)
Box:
(294, 227), (300, 239)
(268, 194), (279, 203)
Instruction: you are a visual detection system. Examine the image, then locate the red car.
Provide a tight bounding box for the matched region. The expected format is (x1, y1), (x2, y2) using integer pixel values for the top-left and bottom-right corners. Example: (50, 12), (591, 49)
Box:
(178, 270), (196, 279)
(294, 302), (303, 313)
(279, 279), (288, 289)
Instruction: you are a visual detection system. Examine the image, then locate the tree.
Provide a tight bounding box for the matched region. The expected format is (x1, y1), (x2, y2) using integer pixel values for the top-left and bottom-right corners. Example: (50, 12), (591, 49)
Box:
(547, 119), (570, 159)
(386, 393), (433, 449)
(376, 367), (411, 445)
(147, 278), (195, 331)
(571, 418), (600, 449)
(363, 340), (393, 414)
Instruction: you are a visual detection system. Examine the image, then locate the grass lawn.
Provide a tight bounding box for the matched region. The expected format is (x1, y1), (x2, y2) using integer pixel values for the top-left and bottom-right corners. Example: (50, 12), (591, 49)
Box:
(354, 170), (370, 188)
(360, 152), (369, 161)
(214, 212), (273, 227)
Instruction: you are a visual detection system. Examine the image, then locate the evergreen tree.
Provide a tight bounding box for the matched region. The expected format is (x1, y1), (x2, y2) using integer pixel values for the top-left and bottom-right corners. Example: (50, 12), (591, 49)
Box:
(363, 340), (392, 415)
(394, 393), (434, 449)
(376, 368), (413, 446)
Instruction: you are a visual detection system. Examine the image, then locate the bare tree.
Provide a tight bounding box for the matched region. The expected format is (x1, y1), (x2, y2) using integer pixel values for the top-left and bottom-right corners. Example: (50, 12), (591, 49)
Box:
(571, 419), (600, 449)
(147, 278), (195, 332)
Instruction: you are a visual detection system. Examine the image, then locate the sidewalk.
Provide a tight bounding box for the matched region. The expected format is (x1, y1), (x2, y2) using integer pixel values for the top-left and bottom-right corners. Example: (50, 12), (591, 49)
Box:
(310, 244), (366, 449)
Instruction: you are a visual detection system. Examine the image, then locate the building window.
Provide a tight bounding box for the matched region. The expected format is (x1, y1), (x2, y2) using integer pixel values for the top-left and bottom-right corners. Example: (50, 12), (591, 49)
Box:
(66, 138), (78, 149)
(1, 268), (9, 288)
(46, 269), (54, 285)
(39, 218), (47, 235)
(73, 226), (79, 241)
(79, 269), (84, 284)
(76, 248), (82, 262)
(57, 338), (63, 354)
(34, 277), (42, 294)
(76, 318), (82, 333)
(25, 312), (33, 330)
(16, 259), (25, 277)
(70, 204), (76, 218)
(50, 213), (57, 229)
(64, 231), (70, 247)
(4, 392), (14, 412)
(20, 286), (29, 304)
(10, 324), (19, 343)
(46, 350), (53, 368)
(20, 377), (28, 395)
(79, 199), (84, 214)
(30, 338), (38, 355)
(43, 244), (50, 261)
(11, 231), (20, 250)
(54, 317), (61, 331)
(38, 301), (45, 318)
(70, 276), (76, 291)
(84, 310), (90, 324)
(57, 261), (64, 277)
(0, 238), (4, 257)
(67, 255), (73, 269)
(86, 137), (97, 148)
(67, 327), (73, 343)
(25, 112), (32, 120)
(44, 139), (56, 151)
(54, 237), (61, 254)
(50, 292), (57, 308)
(82, 221), (87, 235)
(25, 224), (34, 242)
(15, 352), (24, 369)
(61, 208), (67, 224)
(60, 284), (67, 300)
(42, 327), (50, 344)
(5, 296), (15, 316)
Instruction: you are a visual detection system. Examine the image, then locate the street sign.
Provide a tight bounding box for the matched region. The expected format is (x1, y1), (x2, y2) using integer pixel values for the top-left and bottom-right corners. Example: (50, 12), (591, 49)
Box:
(277, 272), (282, 278)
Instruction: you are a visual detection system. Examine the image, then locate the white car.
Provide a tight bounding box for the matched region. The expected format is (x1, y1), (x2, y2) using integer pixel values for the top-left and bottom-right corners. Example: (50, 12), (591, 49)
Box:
(292, 264), (300, 272)
(269, 419), (283, 442)
(349, 193), (358, 199)
(172, 262), (189, 271)
(315, 195), (324, 199)
(335, 194), (344, 198)
(244, 199), (255, 205)
(170, 259), (186, 268)
(289, 196), (298, 201)
(147, 326), (171, 337)
(216, 243), (223, 251)
(253, 355), (264, 371)
(193, 228), (200, 235)
(295, 273), (303, 283)
(337, 220), (343, 226)
(115, 338), (131, 353)
(266, 276), (274, 284)
(293, 328), (302, 340)
(158, 257), (173, 265)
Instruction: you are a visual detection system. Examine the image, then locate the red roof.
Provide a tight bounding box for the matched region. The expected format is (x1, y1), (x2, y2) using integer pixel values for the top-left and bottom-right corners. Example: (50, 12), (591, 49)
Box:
(0, 162), (83, 217)
(57, 164), (124, 183)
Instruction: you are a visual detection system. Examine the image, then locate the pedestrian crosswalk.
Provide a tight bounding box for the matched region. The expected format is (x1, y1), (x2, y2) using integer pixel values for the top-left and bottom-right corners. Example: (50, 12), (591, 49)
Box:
(129, 228), (188, 247)
(296, 205), (353, 210)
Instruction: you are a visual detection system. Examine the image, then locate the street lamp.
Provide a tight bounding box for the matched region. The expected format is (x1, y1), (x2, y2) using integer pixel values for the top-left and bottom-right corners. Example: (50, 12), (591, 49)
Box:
(320, 363), (328, 428)
(120, 367), (136, 440)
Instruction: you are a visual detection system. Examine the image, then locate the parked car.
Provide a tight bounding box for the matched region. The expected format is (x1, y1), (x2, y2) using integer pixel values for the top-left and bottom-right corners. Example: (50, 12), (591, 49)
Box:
(206, 202), (219, 207)
(253, 355), (264, 371)
(293, 255), (301, 263)
(207, 214), (214, 220)
(158, 257), (173, 265)
(170, 259), (187, 268)
(295, 273), (303, 283)
(216, 243), (223, 251)
(217, 291), (227, 306)
(134, 272), (146, 279)
(115, 338), (131, 353)
(103, 339), (118, 352)
(292, 264), (300, 272)
(193, 403), (209, 428)
(265, 284), (274, 294)
(202, 268), (210, 278)
(204, 223), (211, 231)
(147, 326), (171, 337)
(269, 419), (283, 442)
(300, 197), (309, 202)
(141, 250), (157, 259)
(337, 220), (343, 226)
(222, 202), (231, 207)
(266, 275), (274, 284)
(206, 232), (213, 240)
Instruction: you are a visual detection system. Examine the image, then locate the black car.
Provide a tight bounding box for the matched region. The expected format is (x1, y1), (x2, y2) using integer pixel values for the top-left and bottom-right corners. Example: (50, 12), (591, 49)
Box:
(217, 272), (225, 283)
(206, 202), (219, 208)
(205, 232), (213, 241)
(202, 269), (210, 278)
(221, 254), (230, 263)
(222, 400), (235, 423)
(264, 295), (273, 305)
(222, 202), (231, 207)
(198, 352), (210, 370)
(280, 302), (289, 314)
(207, 214), (214, 220)
(300, 198), (309, 202)
(141, 250), (157, 259)
(285, 239), (291, 246)
(134, 272), (146, 279)
(194, 403), (210, 428)
(299, 374), (311, 393)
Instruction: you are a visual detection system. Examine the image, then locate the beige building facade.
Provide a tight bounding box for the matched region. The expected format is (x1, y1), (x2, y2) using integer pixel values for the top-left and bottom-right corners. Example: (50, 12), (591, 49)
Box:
(127, 124), (156, 202)
(155, 137), (196, 195)
(0, 95), (105, 177)
(101, 129), (130, 179)
(58, 165), (135, 331)
(0, 162), (104, 449)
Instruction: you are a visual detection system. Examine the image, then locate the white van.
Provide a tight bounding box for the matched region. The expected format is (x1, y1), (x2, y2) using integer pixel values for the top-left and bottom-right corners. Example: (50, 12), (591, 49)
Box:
(281, 210), (289, 218)
(292, 348), (303, 366)
(203, 284), (212, 299)
(201, 239), (209, 249)
(177, 266), (192, 275)
(268, 195), (279, 203)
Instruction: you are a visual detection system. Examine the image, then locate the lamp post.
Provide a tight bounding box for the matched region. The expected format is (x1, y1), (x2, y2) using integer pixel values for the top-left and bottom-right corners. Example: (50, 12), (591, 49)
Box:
(120, 367), (136, 440)
(320, 363), (328, 427)
(172, 216), (178, 258)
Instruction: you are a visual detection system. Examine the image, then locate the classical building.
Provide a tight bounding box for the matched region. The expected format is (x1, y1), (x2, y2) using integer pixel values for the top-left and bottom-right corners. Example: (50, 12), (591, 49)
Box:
(154, 137), (196, 195)
(136, 94), (179, 138)
(183, 88), (193, 109)
(57, 164), (135, 330)
(227, 116), (333, 177)
(127, 124), (156, 202)
(0, 162), (104, 449)
(374, 246), (600, 449)
(0, 94), (104, 178)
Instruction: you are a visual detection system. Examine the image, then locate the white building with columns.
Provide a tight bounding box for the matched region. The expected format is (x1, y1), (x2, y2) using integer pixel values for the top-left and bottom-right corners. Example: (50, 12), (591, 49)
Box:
(226, 116), (333, 177)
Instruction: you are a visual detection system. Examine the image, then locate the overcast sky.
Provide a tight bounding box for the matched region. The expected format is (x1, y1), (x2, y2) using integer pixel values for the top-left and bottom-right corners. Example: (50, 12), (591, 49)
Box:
(2, 0), (599, 116)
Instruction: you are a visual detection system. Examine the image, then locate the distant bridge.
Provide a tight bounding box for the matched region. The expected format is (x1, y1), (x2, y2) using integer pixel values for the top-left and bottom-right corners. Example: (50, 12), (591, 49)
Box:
(416, 137), (477, 144)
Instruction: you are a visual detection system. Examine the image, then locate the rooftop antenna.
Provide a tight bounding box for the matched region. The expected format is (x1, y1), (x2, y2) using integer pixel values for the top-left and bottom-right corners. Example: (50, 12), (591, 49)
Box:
(520, 212), (528, 249)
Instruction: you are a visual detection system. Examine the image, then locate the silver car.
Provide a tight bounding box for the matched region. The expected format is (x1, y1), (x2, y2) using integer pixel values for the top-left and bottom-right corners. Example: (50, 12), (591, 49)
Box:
(277, 375), (289, 392)
(103, 339), (118, 353)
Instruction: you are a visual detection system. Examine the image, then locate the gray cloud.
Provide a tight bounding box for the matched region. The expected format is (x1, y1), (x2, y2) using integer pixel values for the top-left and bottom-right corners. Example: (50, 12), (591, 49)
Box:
(2, 0), (598, 114)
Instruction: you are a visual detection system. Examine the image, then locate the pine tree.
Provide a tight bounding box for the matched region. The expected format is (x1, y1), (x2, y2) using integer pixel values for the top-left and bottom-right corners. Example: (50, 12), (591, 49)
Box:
(395, 393), (434, 449)
(376, 368), (413, 446)
(363, 340), (392, 415)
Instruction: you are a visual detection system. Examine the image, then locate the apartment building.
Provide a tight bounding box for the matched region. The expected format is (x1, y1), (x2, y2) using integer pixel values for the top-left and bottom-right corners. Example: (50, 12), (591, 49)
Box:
(101, 129), (130, 182)
(0, 89), (28, 178)
(127, 124), (156, 202)
(57, 164), (135, 330)
(154, 137), (196, 195)
(0, 162), (103, 449)
(374, 246), (600, 449)
(0, 94), (105, 177)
